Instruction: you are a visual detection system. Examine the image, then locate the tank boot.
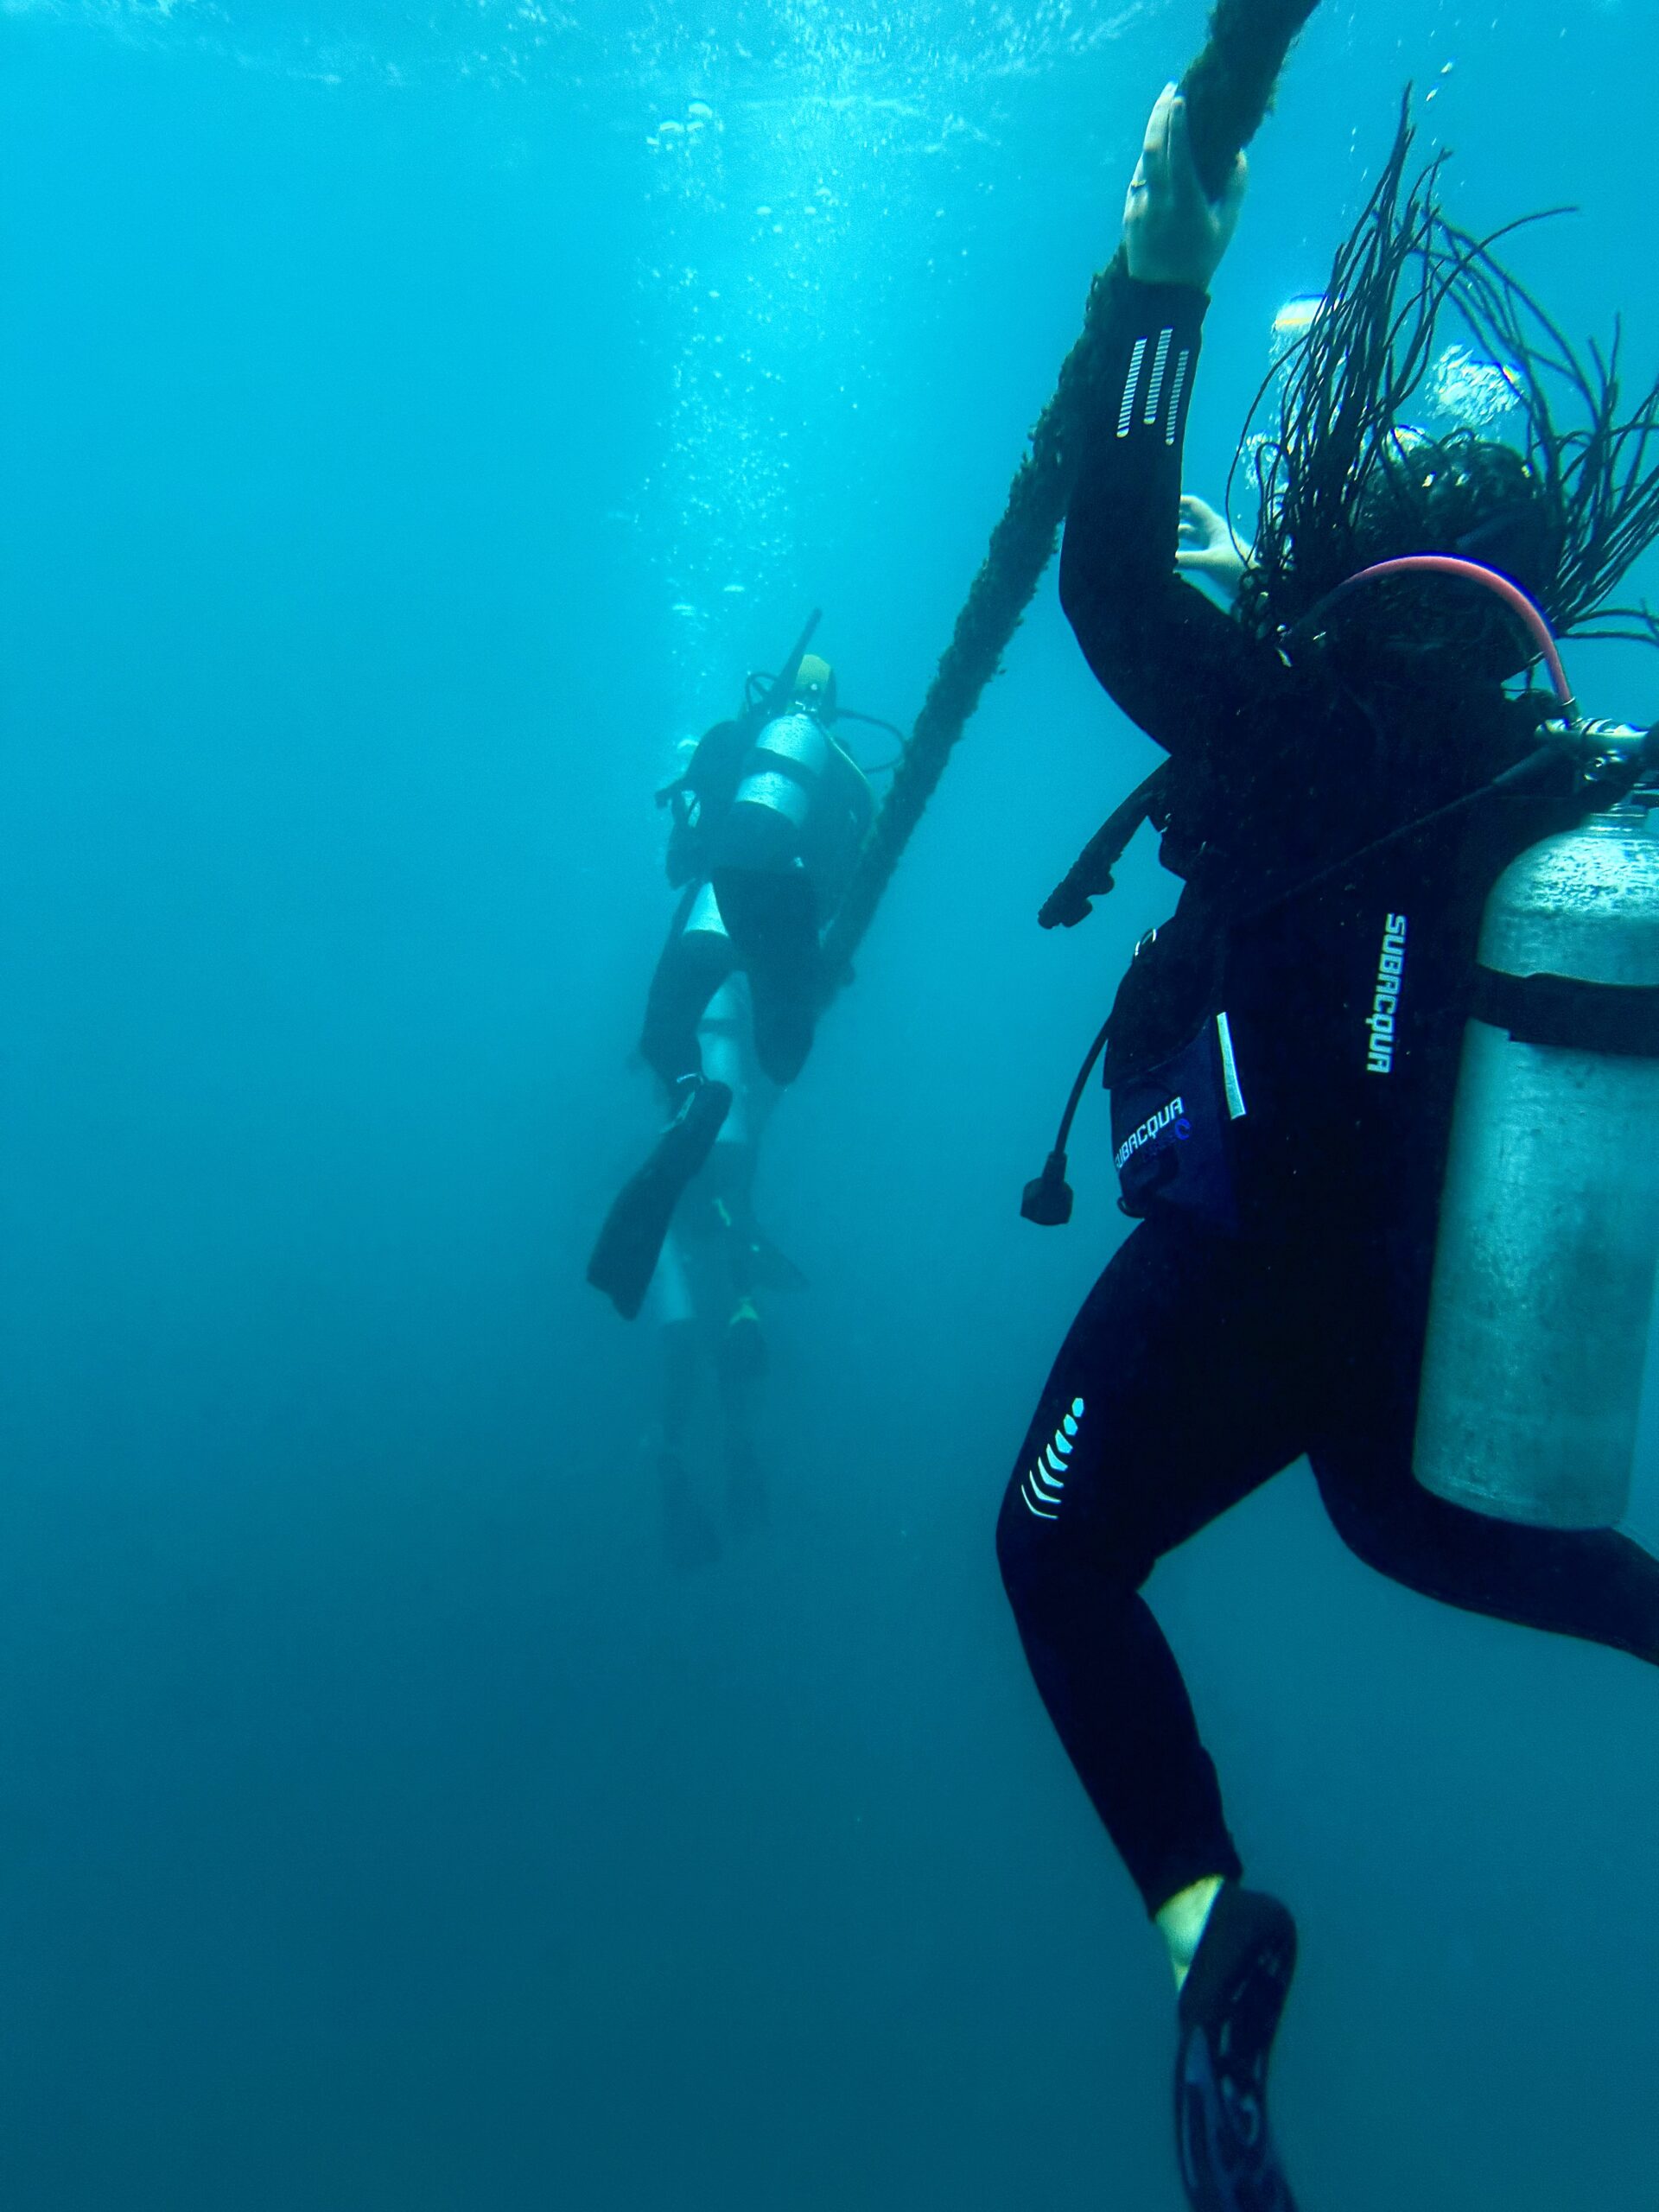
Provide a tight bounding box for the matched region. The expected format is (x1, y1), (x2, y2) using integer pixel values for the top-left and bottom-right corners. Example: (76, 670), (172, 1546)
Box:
(1173, 1885), (1299, 2212)
(658, 1450), (721, 1572)
(587, 1076), (734, 1319)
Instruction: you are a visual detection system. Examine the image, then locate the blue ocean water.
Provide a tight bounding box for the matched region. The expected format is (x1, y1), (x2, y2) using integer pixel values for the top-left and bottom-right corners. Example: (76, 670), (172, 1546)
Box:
(2, 1), (1656, 2206)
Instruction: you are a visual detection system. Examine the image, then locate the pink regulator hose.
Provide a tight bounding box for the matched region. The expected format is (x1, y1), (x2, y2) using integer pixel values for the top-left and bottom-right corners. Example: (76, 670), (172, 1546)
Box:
(1316, 554), (1577, 718)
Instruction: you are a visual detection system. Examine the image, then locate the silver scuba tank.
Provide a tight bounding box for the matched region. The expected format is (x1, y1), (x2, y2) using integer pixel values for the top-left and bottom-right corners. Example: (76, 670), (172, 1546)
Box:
(720, 709), (831, 872)
(1414, 779), (1659, 1528)
(700, 977), (753, 1150)
(645, 976), (756, 1333)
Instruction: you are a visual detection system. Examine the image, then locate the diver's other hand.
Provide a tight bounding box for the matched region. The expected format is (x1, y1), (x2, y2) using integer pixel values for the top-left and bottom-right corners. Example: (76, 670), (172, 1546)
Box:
(1123, 83), (1246, 291)
(1176, 495), (1249, 601)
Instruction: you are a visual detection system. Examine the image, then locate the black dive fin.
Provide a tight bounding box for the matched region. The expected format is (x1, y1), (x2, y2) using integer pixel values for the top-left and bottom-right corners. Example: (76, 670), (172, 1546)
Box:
(747, 1230), (808, 1293)
(1174, 1885), (1300, 2212)
(587, 1080), (733, 1320)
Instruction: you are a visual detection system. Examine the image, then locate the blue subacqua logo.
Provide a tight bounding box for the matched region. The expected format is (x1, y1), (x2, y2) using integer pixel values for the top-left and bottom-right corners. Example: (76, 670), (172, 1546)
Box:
(1115, 1095), (1191, 1173)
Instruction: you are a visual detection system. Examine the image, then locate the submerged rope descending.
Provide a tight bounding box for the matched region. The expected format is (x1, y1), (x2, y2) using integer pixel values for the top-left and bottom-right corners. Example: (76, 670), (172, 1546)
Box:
(820, 0), (1324, 990)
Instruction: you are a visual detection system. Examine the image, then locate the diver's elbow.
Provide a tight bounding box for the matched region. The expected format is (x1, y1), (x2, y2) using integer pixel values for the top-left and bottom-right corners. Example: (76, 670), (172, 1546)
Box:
(1058, 554), (1128, 679)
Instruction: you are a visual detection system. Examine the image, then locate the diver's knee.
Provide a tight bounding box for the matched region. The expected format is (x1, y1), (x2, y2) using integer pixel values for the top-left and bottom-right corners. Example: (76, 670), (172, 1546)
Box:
(995, 1472), (1037, 1597)
(640, 1027), (697, 1090)
(996, 1467), (1076, 1608)
(998, 1456), (1153, 1618)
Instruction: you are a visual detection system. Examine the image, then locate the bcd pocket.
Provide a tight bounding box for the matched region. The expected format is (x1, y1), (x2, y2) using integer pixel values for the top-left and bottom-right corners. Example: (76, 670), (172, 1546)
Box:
(1109, 1010), (1249, 1233)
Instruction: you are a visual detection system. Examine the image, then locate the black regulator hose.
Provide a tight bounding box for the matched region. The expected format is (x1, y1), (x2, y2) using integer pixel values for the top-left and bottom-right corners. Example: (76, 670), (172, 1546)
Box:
(1020, 1014), (1115, 1228)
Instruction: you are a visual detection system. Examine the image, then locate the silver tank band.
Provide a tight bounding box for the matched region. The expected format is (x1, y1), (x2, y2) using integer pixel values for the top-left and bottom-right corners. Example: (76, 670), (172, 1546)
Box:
(732, 709), (830, 836)
(681, 880), (729, 938)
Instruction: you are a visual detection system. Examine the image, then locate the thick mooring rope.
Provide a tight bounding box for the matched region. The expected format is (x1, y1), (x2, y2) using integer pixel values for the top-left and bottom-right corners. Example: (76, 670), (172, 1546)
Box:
(821, 0), (1323, 987)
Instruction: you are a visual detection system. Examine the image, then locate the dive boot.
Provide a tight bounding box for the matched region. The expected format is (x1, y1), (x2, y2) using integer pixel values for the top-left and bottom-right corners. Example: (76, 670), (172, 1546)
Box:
(587, 1077), (733, 1319)
(1174, 1885), (1299, 2212)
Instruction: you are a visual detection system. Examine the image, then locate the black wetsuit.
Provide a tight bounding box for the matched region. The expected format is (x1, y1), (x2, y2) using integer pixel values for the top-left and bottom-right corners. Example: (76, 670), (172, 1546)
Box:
(996, 270), (1659, 1918)
(641, 715), (872, 1090)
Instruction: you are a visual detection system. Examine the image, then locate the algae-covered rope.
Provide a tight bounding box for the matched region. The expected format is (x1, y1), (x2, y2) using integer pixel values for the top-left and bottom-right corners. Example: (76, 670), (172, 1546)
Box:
(821, 0), (1323, 988)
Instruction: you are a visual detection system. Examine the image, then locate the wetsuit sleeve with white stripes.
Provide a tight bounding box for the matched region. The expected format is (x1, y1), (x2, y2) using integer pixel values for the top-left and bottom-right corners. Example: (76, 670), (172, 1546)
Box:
(1058, 268), (1295, 763)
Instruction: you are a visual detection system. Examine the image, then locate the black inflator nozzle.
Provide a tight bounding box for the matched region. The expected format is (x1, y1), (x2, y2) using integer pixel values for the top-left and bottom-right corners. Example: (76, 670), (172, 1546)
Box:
(1020, 1150), (1075, 1228)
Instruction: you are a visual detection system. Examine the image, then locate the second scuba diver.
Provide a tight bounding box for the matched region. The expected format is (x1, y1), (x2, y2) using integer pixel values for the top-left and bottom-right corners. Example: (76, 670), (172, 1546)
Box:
(998, 80), (1659, 2212)
(646, 970), (806, 1567)
(588, 631), (874, 1322)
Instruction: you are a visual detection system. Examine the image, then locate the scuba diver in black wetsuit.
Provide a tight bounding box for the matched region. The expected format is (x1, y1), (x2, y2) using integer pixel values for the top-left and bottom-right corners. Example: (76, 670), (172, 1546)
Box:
(996, 81), (1659, 2212)
(588, 633), (875, 1321)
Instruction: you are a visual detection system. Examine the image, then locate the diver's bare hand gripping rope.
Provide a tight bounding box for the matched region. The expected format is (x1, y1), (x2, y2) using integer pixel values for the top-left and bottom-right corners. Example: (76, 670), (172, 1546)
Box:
(819, 0), (1325, 992)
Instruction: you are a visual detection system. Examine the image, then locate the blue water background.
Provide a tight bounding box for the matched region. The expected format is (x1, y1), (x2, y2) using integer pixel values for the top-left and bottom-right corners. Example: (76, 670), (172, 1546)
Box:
(2, 2), (1656, 2205)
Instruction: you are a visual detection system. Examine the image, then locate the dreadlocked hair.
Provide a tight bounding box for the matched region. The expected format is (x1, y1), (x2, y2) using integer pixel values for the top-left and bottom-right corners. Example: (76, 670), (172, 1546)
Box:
(1234, 101), (1659, 667)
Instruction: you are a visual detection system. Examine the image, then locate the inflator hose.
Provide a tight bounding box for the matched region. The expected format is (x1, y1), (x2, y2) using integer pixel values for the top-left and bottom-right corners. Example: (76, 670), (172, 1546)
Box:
(821, 0), (1325, 991)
